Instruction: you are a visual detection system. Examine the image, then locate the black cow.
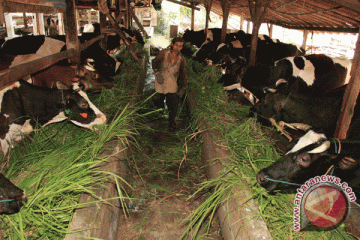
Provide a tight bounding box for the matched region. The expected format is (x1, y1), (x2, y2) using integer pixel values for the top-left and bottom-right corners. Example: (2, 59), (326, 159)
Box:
(0, 173), (25, 214)
(250, 85), (349, 136)
(0, 80), (106, 154)
(256, 119), (360, 203)
(241, 54), (352, 100)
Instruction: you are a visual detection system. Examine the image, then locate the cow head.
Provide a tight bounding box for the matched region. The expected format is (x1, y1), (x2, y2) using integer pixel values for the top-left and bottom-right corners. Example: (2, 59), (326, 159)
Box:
(74, 62), (114, 91)
(0, 173), (26, 215)
(256, 130), (359, 192)
(55, 81), (107, 129)
(192, 40), (218, 63)
(81, 44), (116, 80)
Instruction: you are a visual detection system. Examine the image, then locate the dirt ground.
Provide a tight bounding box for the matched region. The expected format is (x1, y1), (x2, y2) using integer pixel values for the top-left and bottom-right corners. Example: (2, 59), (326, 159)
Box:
(115, 116), (223, 240)
(115, 40), (224, 239)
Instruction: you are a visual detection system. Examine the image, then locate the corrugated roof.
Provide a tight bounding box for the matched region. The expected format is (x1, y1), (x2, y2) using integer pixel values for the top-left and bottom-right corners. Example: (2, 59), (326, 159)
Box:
(186, 0), (360, 33)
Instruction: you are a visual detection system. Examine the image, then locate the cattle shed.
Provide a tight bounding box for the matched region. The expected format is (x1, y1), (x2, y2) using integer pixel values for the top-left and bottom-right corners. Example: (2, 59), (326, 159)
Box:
(2, 0), (360, 239)
(171, 0), (360, 142)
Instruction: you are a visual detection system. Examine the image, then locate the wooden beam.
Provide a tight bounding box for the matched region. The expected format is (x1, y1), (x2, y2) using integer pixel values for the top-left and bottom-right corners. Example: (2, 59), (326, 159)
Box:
(98, 0), (139, 61)
(3, 1), (65, 13)
(0, 49), (76, 89)
(0, 1), (4, 25)
(267, 23), (273, 38)
(302, 29), (308, 50)
(58, 13), (64, 35)
(191, 3), (195, 30)
(64, 0), (80, 65)
(220, 0), (230, 43)
(4, 13), (15, 39)
(334, 30), (360, 139)
(165, 0), (200, 10)
(204, 0), (213, 43)
(268, 22), (360, 33)
(240, 17), (244, 30)
(37, 13), (45, 35)
(326, 0), (360, 13)
(248, 0), (271, 66)
(128, 7), (150, 39)
(80, 34), (105, 51)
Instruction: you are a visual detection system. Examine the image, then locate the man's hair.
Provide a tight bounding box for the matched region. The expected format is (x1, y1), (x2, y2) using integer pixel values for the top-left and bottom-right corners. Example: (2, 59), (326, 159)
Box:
(171, 37), (185, 45)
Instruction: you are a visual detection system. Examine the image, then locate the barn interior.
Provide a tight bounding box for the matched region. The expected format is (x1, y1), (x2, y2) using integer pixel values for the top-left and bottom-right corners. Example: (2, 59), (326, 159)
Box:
(1, 0), (360, 239)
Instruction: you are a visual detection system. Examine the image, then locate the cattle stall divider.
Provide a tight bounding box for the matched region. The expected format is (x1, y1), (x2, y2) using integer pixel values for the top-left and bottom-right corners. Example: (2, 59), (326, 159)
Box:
(63, 55), (148, 240)
(0, 35), (107, 90)
(187, 89), (273, 240)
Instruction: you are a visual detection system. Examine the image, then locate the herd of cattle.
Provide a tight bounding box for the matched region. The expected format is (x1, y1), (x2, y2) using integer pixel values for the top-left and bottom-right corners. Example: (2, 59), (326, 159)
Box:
(1, 26), (360, 215)
(184, 28), (360, 203)
(0, 25), (145, 214)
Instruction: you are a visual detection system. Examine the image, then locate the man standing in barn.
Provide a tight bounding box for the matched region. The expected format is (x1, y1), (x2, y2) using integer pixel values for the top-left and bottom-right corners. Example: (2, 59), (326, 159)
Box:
(152, 37), (188, 131)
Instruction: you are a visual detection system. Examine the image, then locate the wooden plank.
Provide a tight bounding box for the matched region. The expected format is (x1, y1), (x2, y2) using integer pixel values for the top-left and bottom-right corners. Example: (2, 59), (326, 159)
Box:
(80, 34), (105, 51)
(0, 49), (76, 89)
(128, 7), (150, 39)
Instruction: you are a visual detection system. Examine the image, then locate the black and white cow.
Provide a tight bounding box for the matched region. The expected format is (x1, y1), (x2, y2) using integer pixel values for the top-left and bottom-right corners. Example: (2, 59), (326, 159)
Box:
(250, 85), (349, 136)
(241, 54), (352, 100)
(0, 35), (116, 81)
(257, 119), (360, 203)
(0, 173), (25, 214)
(0, 79), (106, 154)
(183, 28), (222, 48)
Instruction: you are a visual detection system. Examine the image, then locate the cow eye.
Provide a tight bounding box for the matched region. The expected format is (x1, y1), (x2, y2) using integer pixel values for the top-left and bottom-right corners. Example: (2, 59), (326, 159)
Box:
(295, 152), (311, 167)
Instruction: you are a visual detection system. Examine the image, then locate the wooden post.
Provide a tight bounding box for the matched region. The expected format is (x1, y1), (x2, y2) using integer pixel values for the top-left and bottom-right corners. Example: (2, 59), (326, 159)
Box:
(248, 0), (271, 66)
(191, 3), (195, 30)
(240, 17), (244, 30)
(246, 20), (251, 33)
(37, 13), (45, 35)
(99, 12), (107, 50)
(87, 9), (92, 23)
(302, 29), (308, 51)
(204, 0), (213, 42)
(268, 23), (273, 38)
(0, 1), (4, 26)
(58, 13), (64, 35)
(4, 13), (15, 38)
(128, 7), (150, 39)
(334, 31), (360, 139)
(64, 0), (80, 65)
(23, 13), (28, 29)
(220, 0), (231, 43)
(32, 14), (38, 35)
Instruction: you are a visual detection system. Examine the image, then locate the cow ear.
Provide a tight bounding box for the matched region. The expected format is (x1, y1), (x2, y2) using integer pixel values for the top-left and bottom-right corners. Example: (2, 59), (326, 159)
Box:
(56, 81), (69, 90)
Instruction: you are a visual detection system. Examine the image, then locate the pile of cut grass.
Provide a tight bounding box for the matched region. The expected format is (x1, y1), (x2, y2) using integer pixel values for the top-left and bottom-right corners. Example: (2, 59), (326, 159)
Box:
(182, 58), (354, 239)
(0, 47), (147, 239)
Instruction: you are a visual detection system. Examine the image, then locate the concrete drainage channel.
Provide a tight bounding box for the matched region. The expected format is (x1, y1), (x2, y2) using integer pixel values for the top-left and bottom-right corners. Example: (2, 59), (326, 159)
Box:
(64, 56), (147, 240)
(187, 90), (273, 240)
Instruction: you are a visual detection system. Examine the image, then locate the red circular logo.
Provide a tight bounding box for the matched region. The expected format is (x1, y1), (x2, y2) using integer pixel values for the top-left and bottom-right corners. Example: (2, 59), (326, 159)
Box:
(303, 184), (348, 228)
